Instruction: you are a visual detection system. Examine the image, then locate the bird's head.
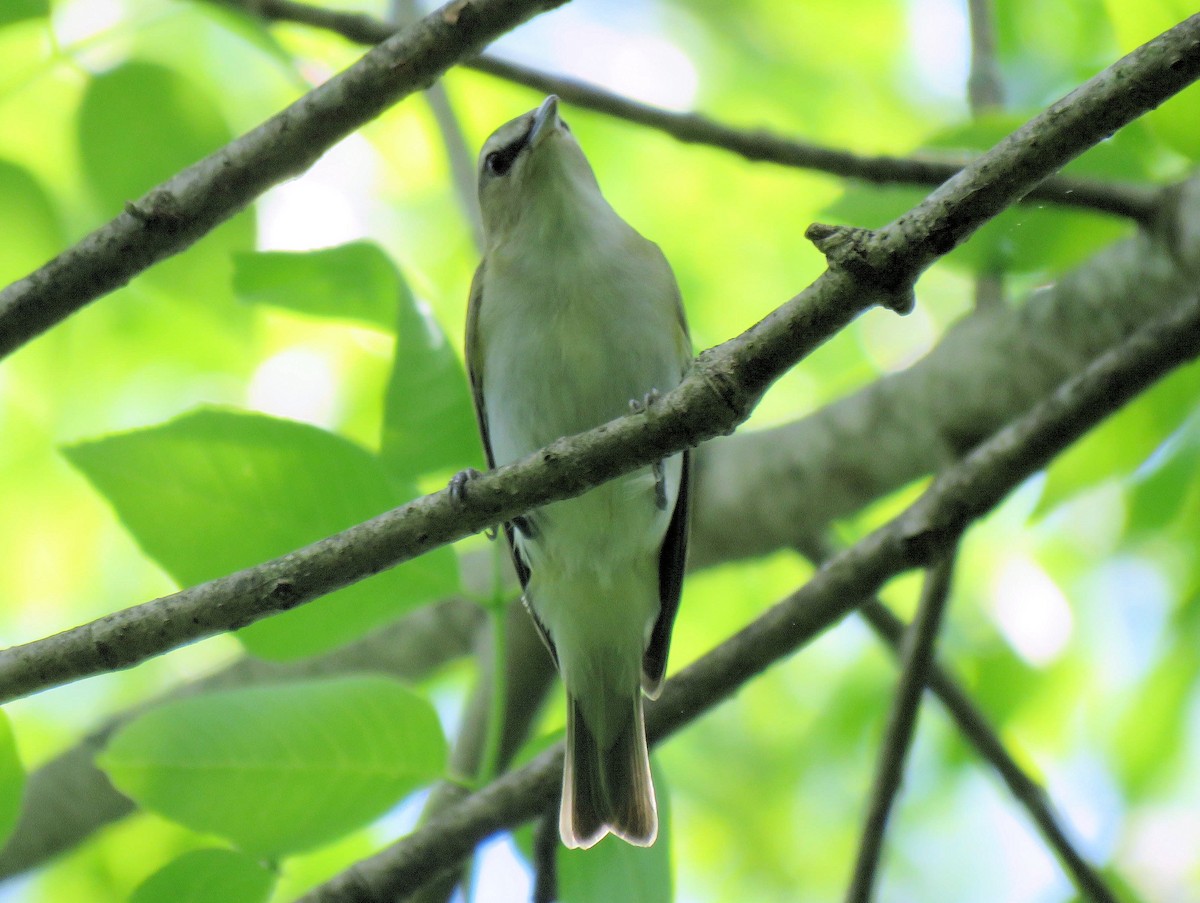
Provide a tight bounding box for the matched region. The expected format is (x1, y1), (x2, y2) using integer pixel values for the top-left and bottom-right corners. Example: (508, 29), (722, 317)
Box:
(476, 95), (601, 245)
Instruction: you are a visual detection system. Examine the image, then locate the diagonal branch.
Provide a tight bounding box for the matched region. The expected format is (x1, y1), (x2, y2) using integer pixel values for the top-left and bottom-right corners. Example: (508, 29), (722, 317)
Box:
(0, 0), (569, 361)
(211, 0), (1161, 223)
(1, 14), (1197, 705)
(296, 290), (1200, 903)
(846, 550), (960, 903)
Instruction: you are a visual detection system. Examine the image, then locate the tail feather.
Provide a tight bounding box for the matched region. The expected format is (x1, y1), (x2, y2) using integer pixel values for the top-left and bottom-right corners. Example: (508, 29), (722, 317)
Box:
(560, 691), (657, 849)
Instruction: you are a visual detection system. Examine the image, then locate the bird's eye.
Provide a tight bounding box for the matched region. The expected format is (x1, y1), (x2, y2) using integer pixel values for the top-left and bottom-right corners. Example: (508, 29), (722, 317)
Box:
(485, 151), (512, 176)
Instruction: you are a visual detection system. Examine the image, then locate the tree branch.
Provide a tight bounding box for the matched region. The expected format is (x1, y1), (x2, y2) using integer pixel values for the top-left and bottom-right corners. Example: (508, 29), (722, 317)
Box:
(1, 14), (1197, 704)
(210, 0), (1161, 224)
(296, 291), (1200, 902)
(846, 550), (959, 903)
(690, 177), (1200, 569)
(0, 0), (568, 361)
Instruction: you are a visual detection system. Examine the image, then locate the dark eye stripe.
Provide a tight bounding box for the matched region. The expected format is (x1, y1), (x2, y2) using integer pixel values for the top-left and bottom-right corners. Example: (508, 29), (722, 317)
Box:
(484, 124), (533, 177)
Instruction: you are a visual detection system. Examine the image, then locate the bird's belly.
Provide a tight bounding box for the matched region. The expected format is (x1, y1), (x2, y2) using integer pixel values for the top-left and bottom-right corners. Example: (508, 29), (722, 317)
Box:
(482, 309), (677, 464)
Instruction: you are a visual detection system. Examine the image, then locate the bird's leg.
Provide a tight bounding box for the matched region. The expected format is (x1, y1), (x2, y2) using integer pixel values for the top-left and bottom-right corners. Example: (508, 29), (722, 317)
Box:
(629, 389), (668, 510)
(448, 468), (498, 539)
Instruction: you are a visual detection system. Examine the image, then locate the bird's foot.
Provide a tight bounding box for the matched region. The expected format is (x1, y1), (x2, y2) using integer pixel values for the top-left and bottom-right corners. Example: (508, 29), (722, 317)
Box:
(449, 468), (498, 539)
(628, 387), (661, 415)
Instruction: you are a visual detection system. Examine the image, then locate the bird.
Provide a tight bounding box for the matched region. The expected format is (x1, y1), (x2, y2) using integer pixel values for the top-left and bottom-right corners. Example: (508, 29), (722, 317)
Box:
(462, 95), (691, 849)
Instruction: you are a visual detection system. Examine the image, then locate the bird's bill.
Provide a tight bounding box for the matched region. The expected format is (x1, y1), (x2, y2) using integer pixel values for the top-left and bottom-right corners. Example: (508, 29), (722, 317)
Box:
(529, 94), (561, 146)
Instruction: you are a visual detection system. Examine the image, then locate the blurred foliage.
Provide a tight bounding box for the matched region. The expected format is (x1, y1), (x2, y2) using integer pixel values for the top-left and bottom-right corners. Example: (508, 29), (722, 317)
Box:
(128, 848), (275, 903)
(0, 1), (1198, 902)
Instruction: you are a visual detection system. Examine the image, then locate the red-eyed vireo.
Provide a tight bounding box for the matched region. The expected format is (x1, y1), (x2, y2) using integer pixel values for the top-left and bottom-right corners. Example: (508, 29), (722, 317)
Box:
(464, 95), (691, 848)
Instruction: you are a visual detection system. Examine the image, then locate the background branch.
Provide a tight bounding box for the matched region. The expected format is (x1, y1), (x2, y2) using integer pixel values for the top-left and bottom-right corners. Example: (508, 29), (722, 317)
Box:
(846, 551), (959, 903)
(966, 0), (1006, 311)
(211, 0), (1161, 224)
(690, 176), (1200, 568)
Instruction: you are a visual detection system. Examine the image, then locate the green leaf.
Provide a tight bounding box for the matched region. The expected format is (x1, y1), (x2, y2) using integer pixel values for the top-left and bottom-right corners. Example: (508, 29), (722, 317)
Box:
(76, 60), (254, 302)
(232, 243), (404, 331)
(99, 677), (447, 856)
(381, 276), (482, 479)
(64, 408), (458, 660)
(0, 159), (63, 285)
(1036, 362), (1200, 516)
(0, 0), (46, 27)
(1114, 593), (1200, 797)
(1126, 417), (1200, 535)
(556, 759), (672, 903)
(0, 710), (24, 848)
(130, 849), (274, 903)
(78, 61), (232, 212)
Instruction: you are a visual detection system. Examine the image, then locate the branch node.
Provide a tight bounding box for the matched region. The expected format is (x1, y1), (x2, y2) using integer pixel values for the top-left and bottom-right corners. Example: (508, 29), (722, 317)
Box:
(692, 355), (749, 437)
(124, 190), (185, 234)
(269, 578), (300, 608)
(805, 223), (916, 314)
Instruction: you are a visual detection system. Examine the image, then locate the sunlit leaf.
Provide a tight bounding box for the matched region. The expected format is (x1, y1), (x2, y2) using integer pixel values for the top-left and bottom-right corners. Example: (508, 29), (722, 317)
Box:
(381, 276), (482, 479)
(1126, 416), (1200, 535)
(233, 243), (403, 331)
(76, 59), (254, 303)
(0, 710), (24, 848)
(130, 849), (274, 903)
(0, 0), (46, 27)
(99, 677), (446, 855)
(0, 159), (63, 285)
(1114, 593), (1200, 797)
(64, 408), (458, 660)
(1036, 363), (1200, 516)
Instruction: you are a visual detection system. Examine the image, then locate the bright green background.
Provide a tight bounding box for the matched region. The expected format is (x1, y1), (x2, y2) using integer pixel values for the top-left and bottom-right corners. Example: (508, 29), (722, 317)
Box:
(1, 1), (1198, 902)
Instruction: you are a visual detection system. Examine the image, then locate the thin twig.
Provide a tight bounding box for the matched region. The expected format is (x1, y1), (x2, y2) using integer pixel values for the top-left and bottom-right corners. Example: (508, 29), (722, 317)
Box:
(295, 293), (1200, 902)
(390, 0), (484, 251)
(208, 0), (1162, 224)
(846, 550), (959, 903)
(966, 0), (1006, 312)
(856, 597), (1120, 903)
(794, 532), (1121, 903)
(967, 0), (1005, 111)
(532, 805), (559, 903)
(3, 15), (1199, 704)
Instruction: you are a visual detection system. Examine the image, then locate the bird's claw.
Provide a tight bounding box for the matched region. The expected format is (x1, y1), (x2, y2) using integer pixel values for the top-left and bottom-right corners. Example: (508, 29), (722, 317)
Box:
(628, 388), (661, 415)
(449, 467), (482, 502)
(449, 468), (499, 540)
